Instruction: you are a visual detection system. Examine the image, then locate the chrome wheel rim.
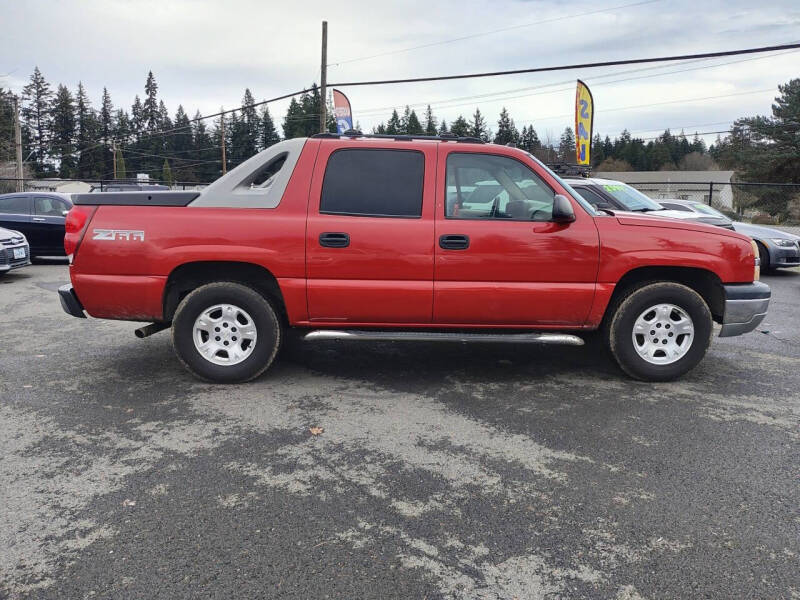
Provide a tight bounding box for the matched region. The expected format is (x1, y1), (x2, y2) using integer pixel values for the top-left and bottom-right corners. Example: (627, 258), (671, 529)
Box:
(193, 304), (257, 366)
(632, 303), (694, 365)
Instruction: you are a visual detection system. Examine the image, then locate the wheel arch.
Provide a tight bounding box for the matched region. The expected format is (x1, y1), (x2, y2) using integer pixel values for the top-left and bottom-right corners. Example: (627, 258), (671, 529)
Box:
(605, 266), (725, 323)
(163, 261), (288, 323)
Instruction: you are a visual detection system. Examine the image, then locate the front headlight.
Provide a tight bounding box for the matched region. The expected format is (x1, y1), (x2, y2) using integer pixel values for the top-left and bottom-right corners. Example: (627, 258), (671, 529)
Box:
(770, 238), (796, 248)
(751, 240), (760, 281)
(10, 230), (27, 243)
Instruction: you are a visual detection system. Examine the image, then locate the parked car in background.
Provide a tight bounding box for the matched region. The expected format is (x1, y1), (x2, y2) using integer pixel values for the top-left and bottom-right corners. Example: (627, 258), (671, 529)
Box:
(0, 192), (72, 258)
(565, 178), (734, 229)
(657, 199), (800, 270)
(0, 226), (31, 275)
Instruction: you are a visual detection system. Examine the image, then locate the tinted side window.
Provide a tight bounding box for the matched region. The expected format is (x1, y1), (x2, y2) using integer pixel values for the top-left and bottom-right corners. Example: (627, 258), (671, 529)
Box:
(0, 196), (30, 215)
(34, 197), (68, 216)
(321, 149), (424, 217)
(446, 153), (554, 221)
(573, 186), (608, 207)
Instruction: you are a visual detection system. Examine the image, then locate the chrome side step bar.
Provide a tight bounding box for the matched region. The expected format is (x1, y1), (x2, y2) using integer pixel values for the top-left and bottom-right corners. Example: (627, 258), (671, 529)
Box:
(303, 330), (584, 346)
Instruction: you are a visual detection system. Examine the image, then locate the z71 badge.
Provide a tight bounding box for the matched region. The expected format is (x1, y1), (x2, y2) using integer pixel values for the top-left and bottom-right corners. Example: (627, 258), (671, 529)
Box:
(92, 229), (145, 241)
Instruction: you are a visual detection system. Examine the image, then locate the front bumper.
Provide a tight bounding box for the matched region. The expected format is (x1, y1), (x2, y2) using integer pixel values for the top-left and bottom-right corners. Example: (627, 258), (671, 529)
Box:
(58, 284), (87, 318)
(0, 242), (31, 272)
(719, 281), (770, 337)
(768, 244), (800, 268)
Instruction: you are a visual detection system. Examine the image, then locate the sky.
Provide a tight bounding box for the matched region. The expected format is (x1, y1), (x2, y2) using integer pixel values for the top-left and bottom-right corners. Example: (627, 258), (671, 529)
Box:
(2, 0), (799, 146)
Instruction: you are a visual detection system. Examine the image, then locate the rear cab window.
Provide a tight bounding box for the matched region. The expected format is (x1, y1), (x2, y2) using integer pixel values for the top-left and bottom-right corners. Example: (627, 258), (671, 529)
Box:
(321, 149), (424, 218)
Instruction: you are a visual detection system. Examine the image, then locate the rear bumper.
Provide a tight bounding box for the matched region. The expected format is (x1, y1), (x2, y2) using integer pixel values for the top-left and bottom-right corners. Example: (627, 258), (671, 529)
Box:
(58, 284), (87, 318)
(719, 281), (770, 337)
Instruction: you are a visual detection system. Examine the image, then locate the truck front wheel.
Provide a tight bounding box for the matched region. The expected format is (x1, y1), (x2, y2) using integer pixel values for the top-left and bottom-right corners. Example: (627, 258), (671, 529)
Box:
(171, 282), (282, 383)
(604, 282), (713, 381)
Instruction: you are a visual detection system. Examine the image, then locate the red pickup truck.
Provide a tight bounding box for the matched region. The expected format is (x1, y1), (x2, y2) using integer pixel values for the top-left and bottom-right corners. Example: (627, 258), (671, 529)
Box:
(58, 134), (770, 383)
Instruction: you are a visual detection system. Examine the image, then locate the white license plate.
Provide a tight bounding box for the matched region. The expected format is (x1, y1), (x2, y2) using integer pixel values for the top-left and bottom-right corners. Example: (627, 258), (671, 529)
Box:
(13, 248), (26, 259)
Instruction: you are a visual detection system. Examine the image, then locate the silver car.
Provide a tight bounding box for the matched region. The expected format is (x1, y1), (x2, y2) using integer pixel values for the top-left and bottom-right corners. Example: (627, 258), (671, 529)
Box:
(658, 200), (800, 271)
(0, 226), (31, 275)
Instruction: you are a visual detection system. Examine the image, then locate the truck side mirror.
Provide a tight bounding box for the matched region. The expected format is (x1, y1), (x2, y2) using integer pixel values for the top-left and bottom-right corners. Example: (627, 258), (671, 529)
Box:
(551, 194), (576, 223)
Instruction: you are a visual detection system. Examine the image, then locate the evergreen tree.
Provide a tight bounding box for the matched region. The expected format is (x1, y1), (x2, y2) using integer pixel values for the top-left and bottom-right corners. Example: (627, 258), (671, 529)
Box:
(173, 105), (192, 155)
(450, 115), (470, 137)
(260, 105), (280, 149)
(470, 108), (488, 141)
(406, 109), (424, 135)
(423, 105), (437, 135)
(591, 133), (605, 167)
(558, 127), (576, 162)
(282, 97), (304, 139)
(438, 119), (448, 135)
(99, 87), (115, 177)
(21, 67), (54, 174)
(493, 107), (519, 145)
(142, 71), (159, 131)
(130, 95), (144, 140)
(114, 147), (126, 179)
(385, 109), (402, 135)
(162, 158), (173, 187)
(75, 82), (101, 178)
(241, 88), (260, 154)
(50, 84), (76, 177)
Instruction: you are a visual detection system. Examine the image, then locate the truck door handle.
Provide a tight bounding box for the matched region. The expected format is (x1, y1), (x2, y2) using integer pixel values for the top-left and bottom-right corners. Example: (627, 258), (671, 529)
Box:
(32, 217), (46, 222)
(439, 234), (470, 250)
(319, 232), (350, 248)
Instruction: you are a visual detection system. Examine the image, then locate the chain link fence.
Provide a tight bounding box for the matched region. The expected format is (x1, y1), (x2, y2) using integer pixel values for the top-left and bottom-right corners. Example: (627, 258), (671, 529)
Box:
(621, 181), (800, 225)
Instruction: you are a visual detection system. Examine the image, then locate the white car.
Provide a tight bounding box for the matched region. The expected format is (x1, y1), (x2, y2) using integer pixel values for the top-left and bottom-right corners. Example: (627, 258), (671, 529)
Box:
(0, 226), (31, 275)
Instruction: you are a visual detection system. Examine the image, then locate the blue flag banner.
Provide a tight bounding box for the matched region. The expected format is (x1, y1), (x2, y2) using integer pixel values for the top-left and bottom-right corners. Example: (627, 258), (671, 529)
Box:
(333, 89), (353, 134)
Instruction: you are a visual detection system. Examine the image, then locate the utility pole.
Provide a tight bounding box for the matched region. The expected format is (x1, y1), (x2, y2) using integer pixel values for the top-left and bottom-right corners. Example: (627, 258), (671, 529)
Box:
(13, 96), (23, 192)
(220, 110), (227, 175)
(320, 20), (328, 134)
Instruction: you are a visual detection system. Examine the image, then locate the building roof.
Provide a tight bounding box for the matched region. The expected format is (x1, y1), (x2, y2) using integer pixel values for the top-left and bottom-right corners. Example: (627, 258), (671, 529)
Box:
(595, 170), (734, 183)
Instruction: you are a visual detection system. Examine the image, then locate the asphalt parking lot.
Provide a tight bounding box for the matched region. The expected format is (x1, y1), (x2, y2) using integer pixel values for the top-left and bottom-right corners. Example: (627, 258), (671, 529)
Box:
(1, 264), (798, 599)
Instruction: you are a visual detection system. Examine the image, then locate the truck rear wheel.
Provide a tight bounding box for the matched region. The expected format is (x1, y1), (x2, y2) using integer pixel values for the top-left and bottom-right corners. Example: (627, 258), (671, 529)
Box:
(171, 282), (282, 383)
(604, 282), (713, 381)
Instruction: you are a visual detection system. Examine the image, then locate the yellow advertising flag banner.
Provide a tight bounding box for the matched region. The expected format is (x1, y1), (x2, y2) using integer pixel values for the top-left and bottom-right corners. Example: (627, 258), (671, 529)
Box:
(575, 80), (594, 166)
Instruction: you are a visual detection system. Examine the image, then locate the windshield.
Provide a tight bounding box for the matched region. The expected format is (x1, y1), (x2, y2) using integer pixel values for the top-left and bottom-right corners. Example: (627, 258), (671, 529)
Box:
(691, 203), (727, 218)
(600, 183), (662, 212)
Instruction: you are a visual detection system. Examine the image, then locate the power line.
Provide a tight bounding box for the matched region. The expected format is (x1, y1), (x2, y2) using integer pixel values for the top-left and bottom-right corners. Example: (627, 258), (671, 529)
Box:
(328, 0), (662, 66)
(327, 42), (800, 88)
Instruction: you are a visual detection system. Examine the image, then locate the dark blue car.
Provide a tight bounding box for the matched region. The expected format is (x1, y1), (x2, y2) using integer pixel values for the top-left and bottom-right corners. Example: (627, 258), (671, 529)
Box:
(0, 192), (73, 258)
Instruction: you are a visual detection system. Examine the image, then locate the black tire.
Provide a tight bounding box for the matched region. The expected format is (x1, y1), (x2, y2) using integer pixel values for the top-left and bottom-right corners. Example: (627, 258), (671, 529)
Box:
(171, 282), (282, 383)
(756, 241), (772, 273)
(603, 282), (713, 381)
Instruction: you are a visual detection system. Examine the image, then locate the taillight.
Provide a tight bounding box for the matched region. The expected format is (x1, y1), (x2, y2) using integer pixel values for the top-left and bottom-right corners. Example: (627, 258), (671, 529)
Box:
(64, 205), (96, 258)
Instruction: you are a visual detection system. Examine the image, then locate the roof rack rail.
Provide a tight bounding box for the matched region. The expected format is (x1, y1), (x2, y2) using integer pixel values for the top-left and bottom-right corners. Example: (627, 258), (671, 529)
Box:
(310, 132), (485, 144)
(547, 162), (592, 177)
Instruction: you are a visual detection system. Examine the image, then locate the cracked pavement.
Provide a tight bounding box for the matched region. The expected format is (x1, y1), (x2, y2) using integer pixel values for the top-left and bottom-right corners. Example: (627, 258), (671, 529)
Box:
(1, 264), (798, 599)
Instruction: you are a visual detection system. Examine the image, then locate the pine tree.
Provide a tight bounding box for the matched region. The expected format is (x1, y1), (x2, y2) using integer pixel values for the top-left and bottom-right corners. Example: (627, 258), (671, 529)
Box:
(385, 109), (402, 135)
(450, 115), (470, 137)
(260, 105), (280, 149)
(75, 82), (100, 178)
(51, 84), (76, 177)
(130, 95), (143, 141)
(114, 147), (126, 179)
(438, 119), (448, 135)
(423, 105), (437, 135)
(142, 71), (159, 131)
(470, 108), (489, 141)
(99, 87), (115, 177)
(493, 107), (518, 145)
(241, 89), (260, 155)
(591, 133), (605, 167)
(21, 67), (54, 174)
(558, 127), (576, 162)
(282, 97), (304, 139)
(162, 158), (173, 187)
(406, 109), (424, 135)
